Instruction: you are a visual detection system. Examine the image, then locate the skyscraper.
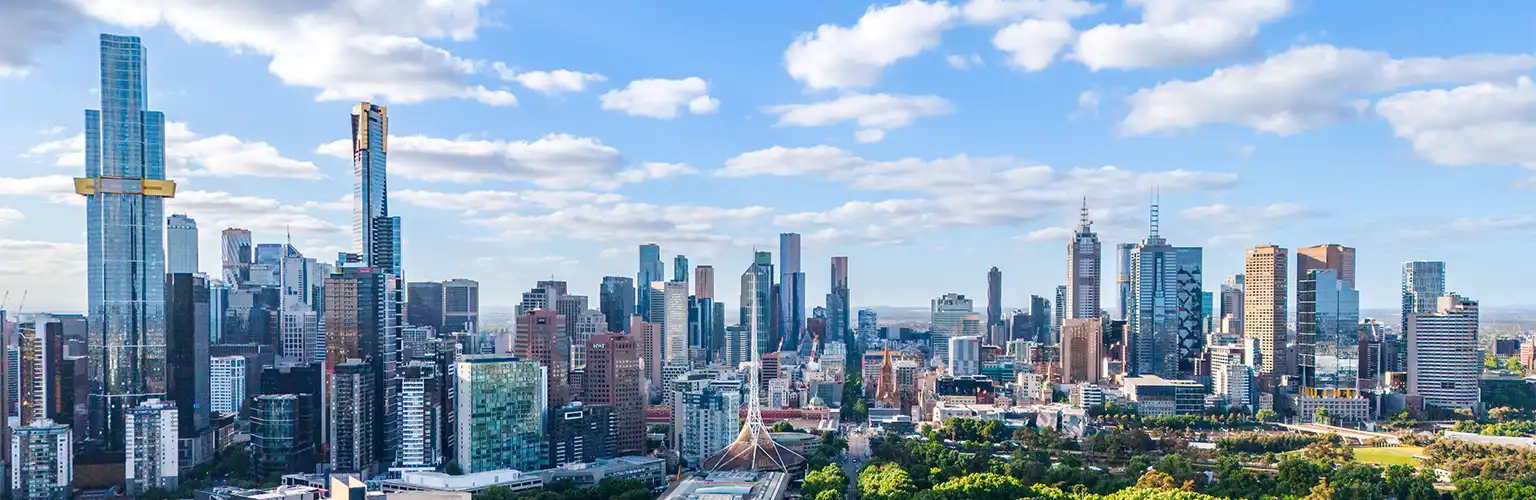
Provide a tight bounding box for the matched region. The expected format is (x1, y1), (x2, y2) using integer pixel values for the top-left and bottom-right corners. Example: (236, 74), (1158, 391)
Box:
(779, 233), (805, 352)
(1406, 294), (1480, 409)
(79, 33), (174, 452)
(986, 267), (1002, 328)
(1243, 245), (1288, 377)
(1127, 205), (1180, 378)
(210, 356), (246, 414)
(828, 257), (851, 350)
(323, 267), (399, 470)
(930, 294), (980, 368)
(1297, 244), (1356, 288)
(674, 255), (690, 284)
(1401, 261), (1446, 331)
(166, 214), (199, 274)
(1297, 269), (1359, 390)
(600, 276), (636, 334)
(406, 281), (445, 332)
(695, 265), (717, 360)
(165, 273), (213, 467)
(330, 360), (377, 476)
(221, 228), (253, 285)
(125, 399), (179, 494)
(947, 336), (981, 376)
(1066, 201), (1102, 320)
(1219, 275), (1244, 334)
(442, 279), (479, 334)
(741, 254), (774, 357)
(352, 102), (390, 264)
(1053, 285), (1066, 343)
(638, 244), (663, 322)
(10, 419), (71, 500)
(657, 281), (690, 365)
(1116, 243), (1135, 321)
(585, 334), (643, 456)
(672, 371), (741, 466)
(514, 309), (570, 407)
(1061, 318), (1103, 384)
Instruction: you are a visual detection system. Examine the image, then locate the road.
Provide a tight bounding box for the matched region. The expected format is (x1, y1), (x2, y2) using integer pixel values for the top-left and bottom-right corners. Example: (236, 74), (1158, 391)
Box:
(841, 426), (872, 498)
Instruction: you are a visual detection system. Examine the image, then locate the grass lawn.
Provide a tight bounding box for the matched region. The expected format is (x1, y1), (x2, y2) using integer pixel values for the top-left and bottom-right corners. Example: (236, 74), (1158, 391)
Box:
(1353, 446), (1424, 466)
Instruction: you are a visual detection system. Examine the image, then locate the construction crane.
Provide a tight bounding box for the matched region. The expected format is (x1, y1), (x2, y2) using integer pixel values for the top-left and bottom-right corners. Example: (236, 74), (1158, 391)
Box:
(15, 290), (26, 312)
(1, 290), (9, 310)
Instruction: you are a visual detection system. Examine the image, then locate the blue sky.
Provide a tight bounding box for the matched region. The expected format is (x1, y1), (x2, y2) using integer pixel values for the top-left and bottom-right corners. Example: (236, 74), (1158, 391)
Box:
(2, 0), (1534, 315)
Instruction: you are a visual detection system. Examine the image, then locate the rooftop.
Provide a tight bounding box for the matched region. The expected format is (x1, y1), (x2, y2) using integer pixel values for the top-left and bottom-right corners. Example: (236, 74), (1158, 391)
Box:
(660, 472), (790, 500)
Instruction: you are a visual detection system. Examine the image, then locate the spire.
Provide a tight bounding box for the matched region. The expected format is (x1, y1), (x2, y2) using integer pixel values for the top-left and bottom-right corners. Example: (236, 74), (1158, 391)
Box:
(1149, 187), (1160, 238)
(1145, 187), (1166, 246)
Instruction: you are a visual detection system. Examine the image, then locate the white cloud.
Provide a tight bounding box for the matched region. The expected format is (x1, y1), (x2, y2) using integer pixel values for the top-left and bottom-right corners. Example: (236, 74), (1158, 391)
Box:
(0, 0), (81, 77)
(395, 189), (624, 214)
(471, 202), (772, 248)
(784, 1), (961, 90)
(1076, 90), (1100, 116)
(993, 18), (1076, 71)
(763, 93), (954, 143)
(1074, 0), (1291, 70)
(302, 194), (353, 211)
(1375, 77), (1536, 169)
(0, 240), (86, 276)
(599, 77), (719, 119)
(493, 63), (607, 95)
(318, 133), (631, 189)
(0, 175), (81, 205)
(854, 130), (887, 143)
(1180, 202), (1320, 243)
(38, 126), (66, 135)
(1122, 45), (1536, 136)
(1018, 226), (1071, 243)
(615, 162), (699, 184)
(23, 123), (323, 179)
(69, 0), (516, 106)
(946, 53), (985, 69)
(961, 0), (1102, 23)
(169, 190), (347, 236)
(0, 208), (23, 225)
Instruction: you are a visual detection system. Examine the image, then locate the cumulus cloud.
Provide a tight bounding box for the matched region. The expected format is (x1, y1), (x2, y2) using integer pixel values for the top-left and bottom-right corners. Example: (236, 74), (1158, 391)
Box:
(1122, 45), (1536, 136)
(493, 64), (607, 95)
(0, 208), (23, 225)
(1180, 202), (1321, 244)
(0, 175), (82, 205)
(946, 54), (985, 69)
(1376, 77), (1536, 169)
(23, 123), (323, 179)
(395, 189), (625, 214)
(0, 0), (82, 77)
(471, 203), (773, 248)
(1074, 0), (1292, 70)
(599, 77), (719, 119)
(784, 1), (961, 90)
(67, 0), (516, 105)
(1017, 226), (1072, 243)
(170, 190), (347, 236)
(992, 18), (1076, 71)
(763, 93), (954, 143)
(961, 0), (1101, 23)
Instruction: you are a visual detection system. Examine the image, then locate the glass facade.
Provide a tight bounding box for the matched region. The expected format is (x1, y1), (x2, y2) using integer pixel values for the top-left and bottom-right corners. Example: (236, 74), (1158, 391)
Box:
(637, 244), (663, 322)
(456, 356), (546, 473)
(1298, 269), (1360, 389)
(352, 103), (388, 261)
(83, 34), (170, 452)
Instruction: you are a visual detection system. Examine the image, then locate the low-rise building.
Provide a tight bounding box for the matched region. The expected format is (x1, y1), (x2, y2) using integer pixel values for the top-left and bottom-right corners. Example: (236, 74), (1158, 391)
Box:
(537, 456), (666, 488)
(660, 472), (789, 500)
(1121, 376), (1204, 416)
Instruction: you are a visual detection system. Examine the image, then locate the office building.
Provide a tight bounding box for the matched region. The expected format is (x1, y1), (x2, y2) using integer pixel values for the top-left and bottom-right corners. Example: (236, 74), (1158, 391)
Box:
(1219, 275), (1244, 334)
(673, 372), (743, 467)
(514, 309), (570, 407)
(166, 274), (214, 468)
(407, 281), (445, 333)
(1061, 318), (1102, 384)
(1125, 201), (1203, 378)
(1243, 245), (1288, 376)
(656, 281), (690, 364)
(741, 254), (774, 356)
(633, 317), (663, 396)
(1297, 244), (1356, 289)
(1402, 262), (1447, 332)
(674, 255), (690, 284)
(638, 244), (663, 322)
(599, 277), (636, 334)
(331, 360), (377, 476)
(1053, 285), (1067, 341)
(985, 267), (1003, 330)
(930, 294), (980, 369)
(323, 266), (401, 471)
(442, 279), (479, 334)
(456, 355), (546, 473)
(78, 33), (174, 452)
(126, 399), (179, 494)
(548, 402), (616, 467)
(779, 234), (806, 352)
(947, 336), (981, 377)
(1116, 243), (1134, 321)
(250, 394), (318, 477)
(1066, 201), (1102, 320)
(167, 214), (199, 274)
(827, 257), (851, 347)
(211, 356), (246, 414)
(9, 419), (71, 500)
(1407, 295), (1481, 409)
(1120, 376), (1204, 417)
(585, 334), (644, 456)
(1298, 269), (1360, 389)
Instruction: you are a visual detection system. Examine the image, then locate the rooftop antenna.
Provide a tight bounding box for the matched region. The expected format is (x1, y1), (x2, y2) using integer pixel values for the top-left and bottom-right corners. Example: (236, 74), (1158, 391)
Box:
(1149, 186), (1161, 238)
(1079, 197), (1091, 229)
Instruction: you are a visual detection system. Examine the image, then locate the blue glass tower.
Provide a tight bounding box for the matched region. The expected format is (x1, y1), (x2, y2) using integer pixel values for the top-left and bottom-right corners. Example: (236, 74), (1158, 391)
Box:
(352, 102), (389, 264)
(778, 233), (804, 352)
(637, 244), (663, 322)
(77, 34), (176, 452)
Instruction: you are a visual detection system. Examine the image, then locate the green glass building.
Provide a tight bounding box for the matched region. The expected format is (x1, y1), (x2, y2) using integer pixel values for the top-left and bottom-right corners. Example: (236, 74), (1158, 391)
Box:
(455, 355), (547, 472)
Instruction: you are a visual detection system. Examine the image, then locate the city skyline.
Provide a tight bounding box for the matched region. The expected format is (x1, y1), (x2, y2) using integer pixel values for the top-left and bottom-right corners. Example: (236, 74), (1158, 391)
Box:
(4, 2), (1536, 314)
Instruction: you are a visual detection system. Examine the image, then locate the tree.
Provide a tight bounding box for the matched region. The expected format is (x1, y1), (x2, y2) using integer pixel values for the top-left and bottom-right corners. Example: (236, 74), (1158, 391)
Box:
(445, 460), (464, 475)
(1488, 406), (1526, 423)
(804, 463), (846, 500)
(1256, 409), (1280, 422)
(1136, 470), (1180, 490)
(859, 463), (916, 500)
(1302, 478), (1335, 500)
(1506, 357), (1526, 376)
(1314, 407), (1330, 425)
(770, 421), (797, 433)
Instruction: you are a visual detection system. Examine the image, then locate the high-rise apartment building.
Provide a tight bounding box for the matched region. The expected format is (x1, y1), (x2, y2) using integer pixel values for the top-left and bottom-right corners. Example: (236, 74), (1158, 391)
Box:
(986, 267), (1002, 328)
(221, 228), (253, 284)
(456, 355), (546, 473)
(779, 233), (806, 352)
(514, 309), (570, 407)
(166, 214), (199, 274)
(323, 266), (401, 470)
(1243, 245), (1288, 376)
(78, 33), (175, 452)
(397, 361), (441, 471)
(585, 334), (643, 456)
(330, 360), (376, 476)
(671, 370), (741, 466)
(1298, 269), (1360, 389)
(1062, 318), (1103, 384)
(638, 244), (664, 322)
(351, 102), (390, 266)
(1407, 295), (1480, 409)
(1401, 262), (1446, 331)
(931, 294), (980, 368)
(125, 399), (179, 494)
(1066, 202), (1102, 320)
(210, 356), (246, 414)
(600, 277), (636, 334)
(10, 419), (71, 500)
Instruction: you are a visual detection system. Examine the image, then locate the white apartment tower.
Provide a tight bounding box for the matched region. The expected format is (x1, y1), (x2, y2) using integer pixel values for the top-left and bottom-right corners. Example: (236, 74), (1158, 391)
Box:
(125, 399), (179, 494)
(211, 356), (247, 414)
(1407, 294), (1480, 409)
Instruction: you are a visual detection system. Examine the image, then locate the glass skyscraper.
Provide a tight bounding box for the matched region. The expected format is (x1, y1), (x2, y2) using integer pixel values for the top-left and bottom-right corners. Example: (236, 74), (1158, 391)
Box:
(637, 244), (663, 322)
(779, 233), (805, 352)
(77, 33), (175, 452)
(1298, 269), (1360, 389)
(166, 214), (198, 274)
(352, 102), (389, 264)
(455, 355), (547, 473)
